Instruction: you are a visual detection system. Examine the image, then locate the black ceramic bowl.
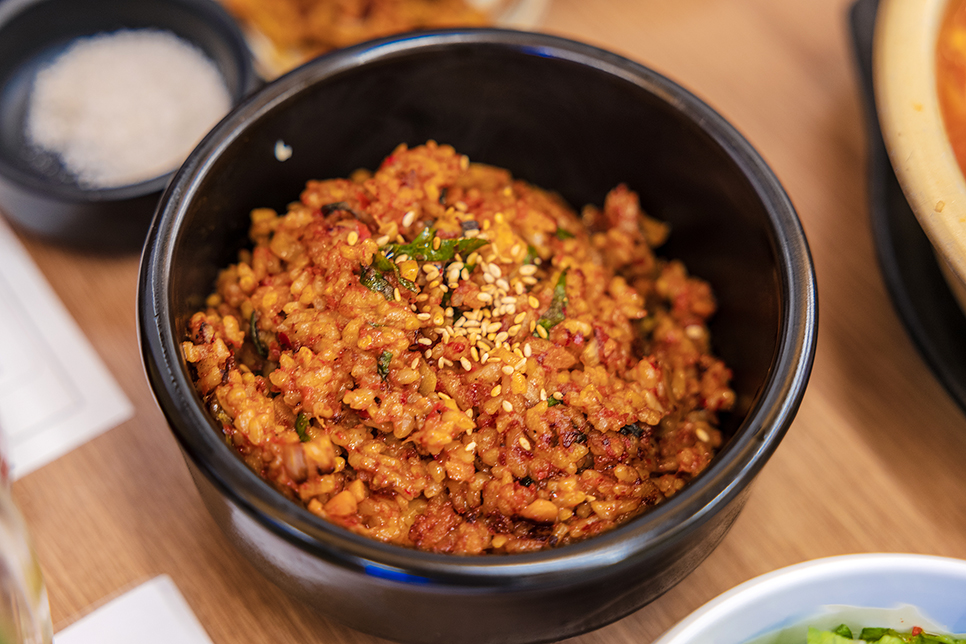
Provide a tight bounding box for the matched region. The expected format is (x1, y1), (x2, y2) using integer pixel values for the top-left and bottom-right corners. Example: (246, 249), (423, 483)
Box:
(0, 0), (258, 251)
(139, 30), (817, 644)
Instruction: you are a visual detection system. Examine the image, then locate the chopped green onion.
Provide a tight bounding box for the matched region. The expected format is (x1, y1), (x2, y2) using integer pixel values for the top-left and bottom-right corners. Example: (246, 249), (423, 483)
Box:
(535, 269), (568, 334)
(383, 227), (488, 263)
(294, 412), (310, 442)
(360, 265), (395, 300)
(378, 351), (392, 381)
(250, 311), (267, 358)
(619, 423), (643, 438)
(523, 245), (538, 264)
(373, 251), (417, 292)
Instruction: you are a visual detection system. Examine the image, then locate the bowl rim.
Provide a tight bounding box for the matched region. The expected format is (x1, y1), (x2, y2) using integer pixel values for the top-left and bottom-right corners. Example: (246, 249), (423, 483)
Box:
(0, 0), (257, 202)
(874, 0), (966, 289)
(652, 553), (966, 644)
(138, 27), (817, 584)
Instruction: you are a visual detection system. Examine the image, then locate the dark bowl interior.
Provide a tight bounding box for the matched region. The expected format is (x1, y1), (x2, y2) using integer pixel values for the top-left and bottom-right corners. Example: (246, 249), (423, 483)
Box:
(0, 0), (257, 251)
(139, 30), (817, 644)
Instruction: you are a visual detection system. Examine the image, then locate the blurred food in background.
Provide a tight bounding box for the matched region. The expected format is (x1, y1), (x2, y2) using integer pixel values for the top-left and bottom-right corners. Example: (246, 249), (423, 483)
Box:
(938, 0), (966, 177)
(219, 0), (510, 76)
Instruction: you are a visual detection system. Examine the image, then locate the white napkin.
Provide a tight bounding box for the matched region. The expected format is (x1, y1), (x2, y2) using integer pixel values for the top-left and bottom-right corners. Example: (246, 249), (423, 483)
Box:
(54, 575), (213, 644)
(0, 217), (133, 478)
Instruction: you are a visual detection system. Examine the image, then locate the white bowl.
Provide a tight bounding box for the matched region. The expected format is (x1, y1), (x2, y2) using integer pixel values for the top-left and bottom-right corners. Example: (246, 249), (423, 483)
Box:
(654, 554), (966, 644)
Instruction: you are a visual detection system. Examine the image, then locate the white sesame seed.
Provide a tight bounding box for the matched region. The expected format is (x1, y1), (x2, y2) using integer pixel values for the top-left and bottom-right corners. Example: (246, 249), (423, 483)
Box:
(461, 357), (472, 371)
(518, 436), (531, 450)
(394, 287), (401, 301)
(552, 391), (563, 400)
(519, 264), (538, 276)
(536, 325), (549, 339)
(491, 384), (502, 397)
(502, 400), (514, 412)
(524, 343), (532, 357)
(696, 428), (711, 442)
(402, 210), (417, 227)
(376, 235), (390, 246)
(347, 231), (359, 246)
(478, 292), (493, 302)
(501, 365), (514, 376)
(465, 441), (476, 452)
(528, 295), (540, 308)
(417, 312), (432, 320)
(685, 325), (705, 340)
(418, 338), (433, 346)
(411, 357), (420, 369)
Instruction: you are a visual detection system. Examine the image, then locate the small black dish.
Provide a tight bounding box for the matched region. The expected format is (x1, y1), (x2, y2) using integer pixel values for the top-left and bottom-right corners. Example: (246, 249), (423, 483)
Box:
(0, 0), (259, 252)
(849, 0), (966, 415)
(139, 29), (817, 644)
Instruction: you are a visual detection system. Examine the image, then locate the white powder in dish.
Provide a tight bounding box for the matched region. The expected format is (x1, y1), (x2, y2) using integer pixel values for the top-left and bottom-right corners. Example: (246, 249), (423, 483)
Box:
(26, 29), (231, 189)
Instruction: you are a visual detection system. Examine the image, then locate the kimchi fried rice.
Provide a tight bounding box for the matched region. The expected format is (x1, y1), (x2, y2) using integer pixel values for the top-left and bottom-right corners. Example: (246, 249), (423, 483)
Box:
(182, 141), (736, 554)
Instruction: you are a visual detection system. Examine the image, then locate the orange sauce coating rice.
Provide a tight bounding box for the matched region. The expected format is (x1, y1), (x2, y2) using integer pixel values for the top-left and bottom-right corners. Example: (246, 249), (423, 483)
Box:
(182, 142), (736, 554)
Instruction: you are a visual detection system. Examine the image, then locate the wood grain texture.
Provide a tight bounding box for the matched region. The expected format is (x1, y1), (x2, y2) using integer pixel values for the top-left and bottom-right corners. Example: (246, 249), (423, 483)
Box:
(7, 0), (966, 642)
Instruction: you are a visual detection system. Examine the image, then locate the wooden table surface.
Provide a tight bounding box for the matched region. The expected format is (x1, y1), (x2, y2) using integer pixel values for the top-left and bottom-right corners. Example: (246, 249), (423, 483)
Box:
(9, 0), (966, 641)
